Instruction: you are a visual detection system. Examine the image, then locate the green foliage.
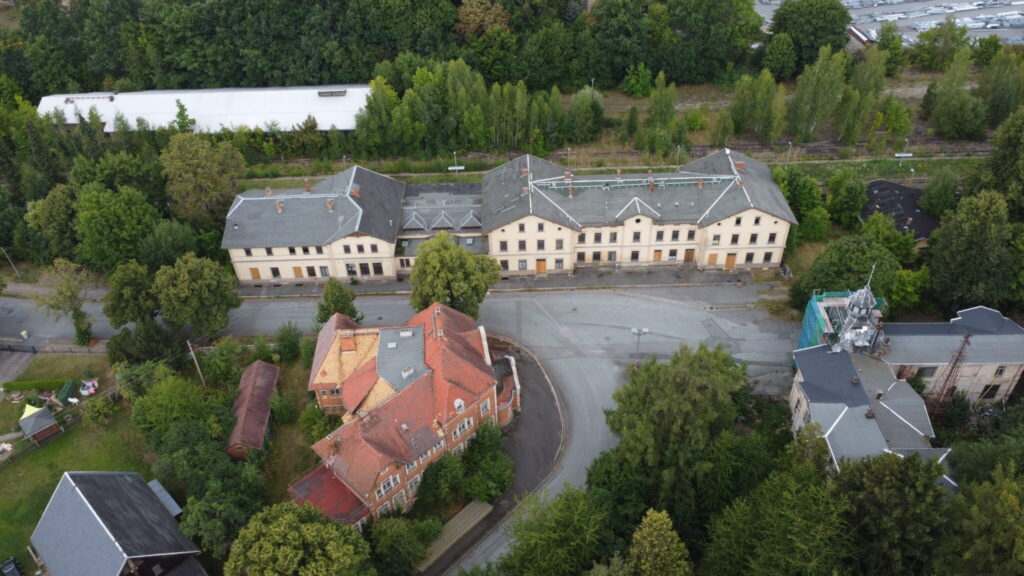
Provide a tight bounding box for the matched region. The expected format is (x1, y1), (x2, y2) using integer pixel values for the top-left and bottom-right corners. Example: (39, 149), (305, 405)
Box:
(914, 18), (970, 71)
(75, 183), (158, 271)
(920, 169), (959, 218)
(928, 190), (1018, 310)
(826, 169), (868, 230)
(770, 0), (852, 70)
(462, 423), (514, 502)
(113, 360), (175, 403)
(788, 46), (848, 142)
(160, 133), (246, 229)
(764, 33), (797, 81)
(225, 502), (375, 576)
(645, 72), (676, 130)
(889, 266), (931, 312)
(252, 335), (275, 363)
(103, 260), (156, 328)
(977, 48), (1024, 128)
(709, 111), (734, 148)
(274, 322), (302, 362)
(975, 34), (1003, 67)
(200, 337), (248, 389)
(502, 486), (612, 576)
(628, 509), (691, 576)
(300, 337), (317, 369)
(621, 63), (654, 98)
(800, 206), (832, 242)
(980, 106), (1024, 219)
(136, 220), (199, 273)
(941, 464), (1024, 576)
(107, 319), (183, 368)
(409, 231), (500, 319)
(152, 252), (242, 335)
(1, 379), (67, 392)
(835, 86), (877, 146)
(72, 308), (92, 346)
(370, 516), (442, 576)
(693, 430), (779, 529)
(34, 258), (87, 327)
(317, 277), (363, 324)
(586, 447), (651, 552)
(667, 0), (762, 83)
(730, 69), (785, 145)
(567, 87), (605, 143)
(24, 183), (77, 261)
(417, 453), (465, 508)
(877, 22), (906, 77)
(860, 212), (916, 263)
(174, 100), (195, 132)
(82, 396), (114, 427)
(789, 235), (901, 306)
(299, 404), (340, 444)
(269, 390), (297, 425)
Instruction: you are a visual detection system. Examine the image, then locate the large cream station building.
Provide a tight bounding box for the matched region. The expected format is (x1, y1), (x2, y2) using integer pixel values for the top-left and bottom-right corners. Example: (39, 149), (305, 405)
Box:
(221, 149), (797, 284)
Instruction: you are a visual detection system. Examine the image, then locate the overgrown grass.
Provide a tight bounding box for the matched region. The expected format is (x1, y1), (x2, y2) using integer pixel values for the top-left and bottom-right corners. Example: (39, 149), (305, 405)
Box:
(756, 297), (803, 322)
(0, 403), (152, 570)
(15, 355), (110, 384)
(263, 359), (318, 502)
(238, 177), (327, 191)
(0, 4), (18, 31)
(779, 157), (985, 183)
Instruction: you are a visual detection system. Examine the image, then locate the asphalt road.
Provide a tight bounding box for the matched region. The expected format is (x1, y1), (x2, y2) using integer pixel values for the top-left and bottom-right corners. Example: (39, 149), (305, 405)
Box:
(0, 285), (800, 570)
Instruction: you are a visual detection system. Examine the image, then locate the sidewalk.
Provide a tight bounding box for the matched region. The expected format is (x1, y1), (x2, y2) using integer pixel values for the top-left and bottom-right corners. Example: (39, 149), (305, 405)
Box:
(238, 265), (761, 299)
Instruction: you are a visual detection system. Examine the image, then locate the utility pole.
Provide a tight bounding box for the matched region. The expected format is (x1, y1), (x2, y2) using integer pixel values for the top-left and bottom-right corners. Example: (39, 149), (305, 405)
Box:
(1, 247), (20, 278)
(186, 339), (207, 387)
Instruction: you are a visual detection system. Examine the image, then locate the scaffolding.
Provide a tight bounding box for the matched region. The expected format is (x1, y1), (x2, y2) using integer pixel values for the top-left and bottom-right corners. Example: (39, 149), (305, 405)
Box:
(797, 290), (887, 351)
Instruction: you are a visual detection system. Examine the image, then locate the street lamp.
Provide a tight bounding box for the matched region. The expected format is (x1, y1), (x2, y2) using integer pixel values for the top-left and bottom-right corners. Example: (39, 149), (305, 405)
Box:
(631, 327), (649, 355)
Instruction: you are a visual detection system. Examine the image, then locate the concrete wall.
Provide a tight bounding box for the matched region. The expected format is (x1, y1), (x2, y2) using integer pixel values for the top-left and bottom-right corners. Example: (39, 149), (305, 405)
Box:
(910, 362), (1024, 403)
(230, 234), (397, 283)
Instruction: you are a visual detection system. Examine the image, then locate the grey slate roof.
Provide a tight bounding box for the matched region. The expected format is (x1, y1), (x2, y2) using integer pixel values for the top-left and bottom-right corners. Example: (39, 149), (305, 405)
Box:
(480, 150), (796, 234)
(402, 183), (483, 233)
(861, 180), (940, 241)
(400, 235), (488, 257)
(19, 406), (57, 438)
(32, 472), (199, 576)
(376, 326), (426, 391)
(222, 166), (405, 249)
(147, 479), (183, 517)
(884, 306), (1024, 365)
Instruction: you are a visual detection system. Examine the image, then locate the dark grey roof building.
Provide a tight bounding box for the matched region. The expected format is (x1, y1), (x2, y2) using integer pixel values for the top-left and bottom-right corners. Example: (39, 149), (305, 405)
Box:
(861, 180), (940, 241)
(32, 472), (207, 576)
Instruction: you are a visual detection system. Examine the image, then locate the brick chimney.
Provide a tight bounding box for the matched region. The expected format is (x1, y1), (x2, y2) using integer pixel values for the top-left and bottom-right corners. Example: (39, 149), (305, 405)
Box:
(521, 186), (529, 196)
(521, 168), (529, 177)
(351, 184), (361, 198)
(569, 184), (574, 198)
(698, 178), (704, 191)
(564, 171), (572, 180)
(275, 200), (284, 214)
(735, 161), (746, 173)
(264, 187), (272, 196)
(326, 199), (334, 212)
(305, 177), (311, 193)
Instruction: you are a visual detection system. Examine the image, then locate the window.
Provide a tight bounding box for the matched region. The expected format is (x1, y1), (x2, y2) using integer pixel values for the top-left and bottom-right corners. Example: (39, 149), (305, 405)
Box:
(671, 230), (679, 241)
(406, 461), (416, 473)
(302, 246), (310, 255)
(745, 252), (755, 263)
(656, 231), (664, 242)
(453, 417), (474, 440)
(270, 267), (281, 279)
(610, 232), (618, 243)
(399, 258), (410, 268)
(481, 398), (491, 415)
(917, 367), (937, 378)
(409, 475), (422, 495)
(592, 251), (601, 262)
(359, 263), (370, 275)
(982, 384), (1002, 400)
(577, 252), (585, 263)
(518, 223), (525, 233)
(320, 266), (330, 277)
(734, 217), (742, 226)
(712, 235), (721, 246)
(537, 240), (545, 251)
(433, 439), (444, 452)
(371, 244), (379, 253)
(730, 234), (739, 245)
(378, 501), (392, 515)
(453, 443), (465, 455)
(357, 245), (365, 254)
(631, 251), (640, 262)
(750, 234), (758, 245)
(374, 474), (401, 500)
(500, 260), (509, 271)
(265, 247), (274, 256)
(555, 259), (564, 269)
(346, 264), (357, 276)
(518, 260), (527, 270)
(372, 262), (383, 275)
(632, 231), (641, 243)
(518, 240), (527, 252)
(355, 517), (368, 533)
(538, 222), (544, 232)
(687, 230), (695, 241)
(669, 249), (677, 260)
(768, 233), (777, 244)
(763, 252), (773, 263)
(500, 241), (508, 252)
(393, 491), (407, 511)
(289, 247), (297, 255)
(320, 390), (327, 398)
(608, 251), (617, 262)
(243, 248), (252, 257)
(754, 216), (761, 225)
(307, 266), (316, 277)
(578, 233), (585, 244)
(419, 450), (431, 465)
(556, 239), (564, 250)
(316, 246), (324, 255)
(996, 366), (1006, 377)
(343, 245), (352, 254)
(594, 232), (602, 243)
(455, 399), (465, 413)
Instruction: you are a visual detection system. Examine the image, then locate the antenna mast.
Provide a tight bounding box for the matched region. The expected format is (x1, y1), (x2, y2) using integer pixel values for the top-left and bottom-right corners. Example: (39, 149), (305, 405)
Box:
(928, 332), (971, 416)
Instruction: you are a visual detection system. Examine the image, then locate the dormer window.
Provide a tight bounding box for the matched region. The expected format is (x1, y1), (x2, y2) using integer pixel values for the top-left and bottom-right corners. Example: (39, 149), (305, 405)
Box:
(454, 399), (465, 413)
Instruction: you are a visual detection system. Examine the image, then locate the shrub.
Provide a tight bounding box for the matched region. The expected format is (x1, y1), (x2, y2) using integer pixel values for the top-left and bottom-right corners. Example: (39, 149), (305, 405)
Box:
(2, 379), (67, 392)
(251, 336), (275, 363)
(300, 337), (317, 369)
(417, 454), (464, 507)
(462, 424), (514, 502)
(299, 404), (340, 444)
(82, 396), (114, 427)
(72, 309), (92, 346)
(270, 390), (297, 424)
(275, 322), (302, 362)
(621, 63), (654, 98)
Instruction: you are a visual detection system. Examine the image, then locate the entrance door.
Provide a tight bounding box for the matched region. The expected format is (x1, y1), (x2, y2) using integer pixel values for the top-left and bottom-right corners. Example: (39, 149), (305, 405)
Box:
(653, 250), (662, 261)
(725, 253), (737, 268)
(536, 259), (547, 274)
(292, 266), (303, 278)
(708, 254), (718, 266)
(249, 268), (261, 280)
(684, 249), (695, 263)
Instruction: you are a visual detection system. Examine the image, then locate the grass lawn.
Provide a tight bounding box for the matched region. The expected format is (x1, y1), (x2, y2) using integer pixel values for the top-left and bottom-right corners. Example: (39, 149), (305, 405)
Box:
(263, 359), (318, 503)
(0, 403), (152, 570)
(782, 157), (985, 183)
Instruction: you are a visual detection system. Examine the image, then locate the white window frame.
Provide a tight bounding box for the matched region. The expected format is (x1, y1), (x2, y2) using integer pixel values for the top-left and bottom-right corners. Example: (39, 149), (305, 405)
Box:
(453, 417), (474, 440)
(481, 398), (491, 415)
(374, 473), (401, 500)
(454, 399), (465, 413)
(409, 474), (422, 495)
(406, 461), (416, 473)
(433, 439), (444, 452)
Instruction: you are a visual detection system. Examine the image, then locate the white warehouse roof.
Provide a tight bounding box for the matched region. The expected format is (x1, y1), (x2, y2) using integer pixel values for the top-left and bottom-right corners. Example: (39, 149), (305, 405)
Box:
(36, 84), (370, 133)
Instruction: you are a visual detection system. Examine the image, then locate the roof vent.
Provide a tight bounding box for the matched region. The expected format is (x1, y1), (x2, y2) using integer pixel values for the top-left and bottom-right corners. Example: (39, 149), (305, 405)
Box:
(851, 376), (861, 386)
(401, 365), (414, 379)
(265, 187), (273, 196)
(326, 199), (334, 212)
(521, 168), (529, 177)
(875, 390), (885, 400)
(521, 186), (529, 196)
(275, 200), (284, 214)
(865, 409), (875, 419)
(400, 423), (408, 432)
(387, 342), (397, 349)
(318, 89), (348, 97)
(232, 223), (238, 230)
(735, 161), (746, 172)
(399, 329), (413, 338)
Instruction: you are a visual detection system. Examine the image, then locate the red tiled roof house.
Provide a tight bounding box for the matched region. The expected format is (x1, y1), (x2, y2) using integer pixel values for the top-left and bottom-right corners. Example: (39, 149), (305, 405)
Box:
(289, 303), (520, 525)
(226, 360), (280, 460)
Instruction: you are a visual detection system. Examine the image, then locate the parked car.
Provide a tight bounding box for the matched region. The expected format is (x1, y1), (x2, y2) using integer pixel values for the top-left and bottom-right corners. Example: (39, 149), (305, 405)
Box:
(0, 558), (23, 576)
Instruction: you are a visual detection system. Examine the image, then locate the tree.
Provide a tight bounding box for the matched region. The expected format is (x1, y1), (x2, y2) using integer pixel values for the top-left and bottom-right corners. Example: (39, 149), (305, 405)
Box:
(82, 396), (114, 427)
(730, 69), (785, 145)
(24, 183), (77, 261)
(628, 509), (692, 576)
(370, 517), (443, 576)
(75, 183), (159, 270)
(788, 46), (848, 142)
(977, 48), (1024, 128)
(621, 63), (654, 98)
(103, 260), (157, 328)
(567, 87), (605, 143)
(877, 22), (906, 77)
(501, 486), (612, 576)
(160, 133), (246, 229)
(409, 231), (500, 319)
(981, 106), (1024, 219)
(356, 77), (401, 157)
(199, 337), (249, 388)
(941, 464), (1024, 576)
(317, 277), (364, 324)
(837, 454), (952, 576)
(826, 169), (868, 230)
(975, 34), (1003, 67)
(668, 0), (764, 83)
(456, 0), (510, 39)
(764, 33), (797, 81)
(928, 190), (1017, 310)
(586, 447), (650, 550)
(137, 220), (198, 272)
(930, 48), (987, 140)
(914, 18), (970, 72)
(852, 45), (887, 97)
(770, 0), (851, 70)
(645, 71), (676, 130)
(693, 430), (778, 527)
(35, 258), (91, 345)
(800, 205), (832, 242)
(151, 252), (242, 335)
(417, 454), (465, 508)
(710, 111), (734, 147)
(275, 322), (302, 362)
(462, 424), (514, 502)
(225, 502), (375, 576)
(591, 0), (648, 87)
(860, 212), (916, 263)
(789, 235), (901, 306)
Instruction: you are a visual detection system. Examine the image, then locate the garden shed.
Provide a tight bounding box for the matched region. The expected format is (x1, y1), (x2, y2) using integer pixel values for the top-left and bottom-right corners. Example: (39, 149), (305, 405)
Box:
(18, 404), (62, 445)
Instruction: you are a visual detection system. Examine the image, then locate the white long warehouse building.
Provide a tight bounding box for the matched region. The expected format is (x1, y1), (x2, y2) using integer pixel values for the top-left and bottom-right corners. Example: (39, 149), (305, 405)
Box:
(36, 84), (371, 133)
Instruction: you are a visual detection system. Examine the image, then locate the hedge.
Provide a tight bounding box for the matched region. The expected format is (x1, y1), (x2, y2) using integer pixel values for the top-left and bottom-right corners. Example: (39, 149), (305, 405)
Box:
(2, 379), (69, 392)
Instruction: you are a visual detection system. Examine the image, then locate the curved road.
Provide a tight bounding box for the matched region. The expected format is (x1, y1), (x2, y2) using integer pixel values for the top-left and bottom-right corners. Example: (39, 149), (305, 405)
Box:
(0, 284), (799, 570)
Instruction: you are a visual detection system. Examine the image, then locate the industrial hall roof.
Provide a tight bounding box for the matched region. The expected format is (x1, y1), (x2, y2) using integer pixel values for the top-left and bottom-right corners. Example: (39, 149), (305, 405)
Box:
(883, 306), (1024, 365)
(37, 84), (370, 133)
(479, 149), (798, 233)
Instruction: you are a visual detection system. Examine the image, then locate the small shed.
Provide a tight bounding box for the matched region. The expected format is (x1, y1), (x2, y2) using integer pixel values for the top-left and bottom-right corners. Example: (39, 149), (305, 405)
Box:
(226, 360), (280, 459)
(19, 405), (62, 445)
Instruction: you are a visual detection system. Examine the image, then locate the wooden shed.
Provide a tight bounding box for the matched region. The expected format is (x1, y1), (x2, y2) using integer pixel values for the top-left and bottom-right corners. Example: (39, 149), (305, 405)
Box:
(226, 360), (279, 459)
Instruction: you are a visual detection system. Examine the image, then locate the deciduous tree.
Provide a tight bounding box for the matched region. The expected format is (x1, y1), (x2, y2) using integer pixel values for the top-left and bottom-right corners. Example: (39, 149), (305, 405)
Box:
(103, 259), (157, 328)
(788, 46), (847, 142)
(136, 220), (198, 272)
(770, 0), (851, 70)
(789, 235), (901, 306)
(941, 464), (1024, 576)
(160, 133), (245, 229)
(75, 183), (159, 270)
(628, 509), (692, 576)
(370, 517), (443, 576)
(35, 258), (91, 345)
(151, 252), (242, 335)
(764, 33), (797, 81)
(860, 212), (916, 263)
(409, 231), (500, 319)
(24, 183), (78, 261)
(914, 18), (970, 71)
(826, 169), (868, 230)
(316, 277), (363, 324)
(877, 22), (906, 77)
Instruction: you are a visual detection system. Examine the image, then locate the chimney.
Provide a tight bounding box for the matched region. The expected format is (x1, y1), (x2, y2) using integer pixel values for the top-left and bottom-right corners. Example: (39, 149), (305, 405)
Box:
(907, 217), (913, 225)
(569, 184), (574, 198)
(735, 161), (746, 172)
(275, 200), (284, 214)
(616, 168), (622, 180)
(648, 171), (654, 193)
(521, 168), (529, 177)
(326, 199), (334, 212)
(351, 184), (360, 198)
(304, 178), (311, 193)
(698, 178), (704, 191)
(521, 186), (529, 196)
(851, 376), (861, 386)
(564, 171), (572, 180)
(264, 187), (272, 196)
